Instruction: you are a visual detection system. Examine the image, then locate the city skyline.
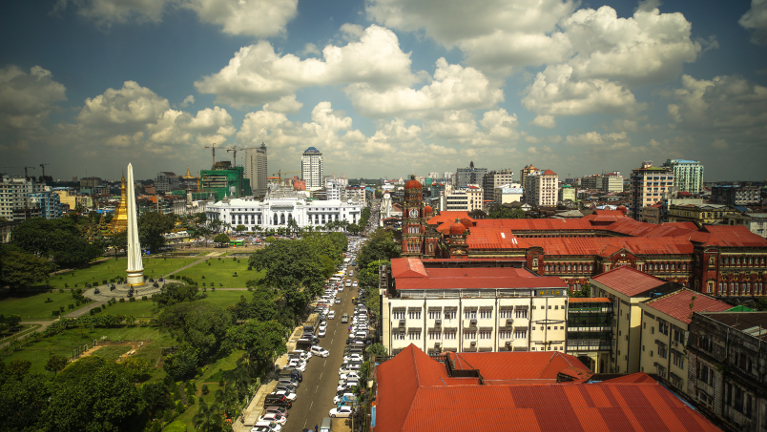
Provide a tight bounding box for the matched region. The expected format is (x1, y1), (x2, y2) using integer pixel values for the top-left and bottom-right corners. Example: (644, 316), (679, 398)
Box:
(1, 0), (766, 181)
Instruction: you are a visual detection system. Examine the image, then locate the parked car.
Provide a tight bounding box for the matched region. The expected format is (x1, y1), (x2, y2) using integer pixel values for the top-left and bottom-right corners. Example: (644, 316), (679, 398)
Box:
(343, 353), (363, 362)
(329, 405), (354, 418)
(272, 389), (297, 401)
(263, 406), (289, 417)
(310, 345), (329, 358)
(258, 413), (287, 425)
(318, 328), (326, 337)
(328, 311), (336, 320)
(333, 392), (357, 405)
(339, 371), (362, 381)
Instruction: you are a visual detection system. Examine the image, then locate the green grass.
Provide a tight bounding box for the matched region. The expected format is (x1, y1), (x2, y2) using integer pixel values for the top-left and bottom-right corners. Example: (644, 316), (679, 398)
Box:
(175, 258), (264, 288)
(2, 326), (173, 375)
(91, 344), (132, 362)
(41, 257), (199, 290)
(0, 291), (83, 321)
(101, 298), (159, 318)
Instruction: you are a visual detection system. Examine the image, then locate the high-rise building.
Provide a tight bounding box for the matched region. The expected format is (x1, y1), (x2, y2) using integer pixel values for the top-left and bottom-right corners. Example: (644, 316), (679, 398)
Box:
(155, 172), (179, 194)
(0, 176), (60, 221)
(456, 161), (488, 187)
(524, 169), (558, 207)
(301, 147), (323, 189)
(200, 162), (251, 201)
(243, 142), (268, 198)
(662, 159), (704, 195)
(444, 185), (484, 212)
(482, 169), (514, 203)
(520, 164), (540, 187)
(630, 161), (674, 220)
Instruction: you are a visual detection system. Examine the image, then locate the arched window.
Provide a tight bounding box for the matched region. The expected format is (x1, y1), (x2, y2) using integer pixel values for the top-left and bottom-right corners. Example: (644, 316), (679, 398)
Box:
(273, 214), (278, 225)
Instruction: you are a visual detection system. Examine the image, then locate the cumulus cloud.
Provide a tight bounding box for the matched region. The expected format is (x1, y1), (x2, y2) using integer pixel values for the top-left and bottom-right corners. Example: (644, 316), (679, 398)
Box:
(55, 0), (298, 37)
(0, 65), (67, 130)
(263, 95), (303, 113)
(532, 115), (556, 128)
(424, 110), (477, 141)
(195, 25), (415, 108)
(345, 58), (503, 117)
(60, 81), (233, 154)
(522, 64), (642, 117)
(740, 0), (767, 45)
(565, 131), (631, 150)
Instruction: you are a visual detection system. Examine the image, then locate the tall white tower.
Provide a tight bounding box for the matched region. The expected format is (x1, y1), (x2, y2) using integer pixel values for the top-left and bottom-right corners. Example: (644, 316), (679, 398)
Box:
(126, 163), (144, 286)
(244, 142), (268, 198)
(301, 147), (323, 189)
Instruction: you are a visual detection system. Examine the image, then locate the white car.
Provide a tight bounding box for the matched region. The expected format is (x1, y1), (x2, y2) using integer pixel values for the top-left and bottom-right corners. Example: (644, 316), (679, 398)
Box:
(319, 323), (327, 332)
(318, 328), (326, 337)
(346, 281), (352, 287)
(334, 393), (356, 405)
(337, 286), (343, 292)
(343, 353), (363, 362)
(353, 281), (358, 287)
(340, 371), (361, 381)
(328, 311), (336, 320)
(273, 389), (297, 401)
(329, 405), (354, 418)
(336, 381), (358, 392)
(310, 345), (329, 357)
(287, 359), (306, 372)
(257, 413), (287, 425)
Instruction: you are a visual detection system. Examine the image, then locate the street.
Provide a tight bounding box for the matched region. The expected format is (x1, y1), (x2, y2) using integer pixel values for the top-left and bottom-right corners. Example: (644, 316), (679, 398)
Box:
(284, 265), (360, 432)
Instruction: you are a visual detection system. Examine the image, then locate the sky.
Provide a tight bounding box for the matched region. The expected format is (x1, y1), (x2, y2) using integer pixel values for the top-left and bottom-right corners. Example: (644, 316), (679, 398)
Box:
(1, 0), (766, 182)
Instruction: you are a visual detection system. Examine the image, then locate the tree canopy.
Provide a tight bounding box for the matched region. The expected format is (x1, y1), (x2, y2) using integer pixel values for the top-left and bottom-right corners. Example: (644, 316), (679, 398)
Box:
(11, 218), (101, 268)
(157, 301), (233, 362)
(138, 211), (176, 253)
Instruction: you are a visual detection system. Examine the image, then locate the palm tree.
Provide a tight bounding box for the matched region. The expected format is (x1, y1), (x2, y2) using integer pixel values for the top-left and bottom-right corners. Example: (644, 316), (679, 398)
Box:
(215, 382), (237, 417)
(192, 400), (223, 432)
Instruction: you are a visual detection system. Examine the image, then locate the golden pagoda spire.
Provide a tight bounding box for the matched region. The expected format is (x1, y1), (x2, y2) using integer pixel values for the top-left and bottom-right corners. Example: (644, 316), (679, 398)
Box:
(108, 172), (129, 233)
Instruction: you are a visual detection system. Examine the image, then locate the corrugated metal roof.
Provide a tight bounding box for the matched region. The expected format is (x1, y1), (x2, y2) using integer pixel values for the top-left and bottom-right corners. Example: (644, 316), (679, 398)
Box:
(700, 225), (767, 247)
(448, 351), (592, 383)
(592, 266), (668, 297)
(645, 289), (732, 324)
(569, 297), (611, 303)
(373, 346), (722, 432)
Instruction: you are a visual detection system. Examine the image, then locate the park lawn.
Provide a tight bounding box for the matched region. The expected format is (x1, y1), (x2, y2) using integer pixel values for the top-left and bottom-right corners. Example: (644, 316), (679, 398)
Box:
(3, 326), (172, 375)
(101, 298), (159, 318)
(175, 258), (264, 288)
(0, 291), (81, 321)
(92, 344), (132, 362)
(199, 290), (252, 310)
(41, 257), (199, 290)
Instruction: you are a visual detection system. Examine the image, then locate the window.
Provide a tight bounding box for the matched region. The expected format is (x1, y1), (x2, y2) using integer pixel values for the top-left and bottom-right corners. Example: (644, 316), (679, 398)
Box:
(408, 331), (421, 340)
(444, 331), (456, 340)
(500, 309), (513, 319)
(444, 310), (456, 320)
(514, 330), (527, 339)
(392, 310), (405, 320)
(464, 331), (476, 340)
(464, 309), (477, 320)
(428, 310), (441, 320)
(428, 331), (441, 340)
(658, 344), (667, 359)
(408, 309), (421, 320)
(515, 309), (527, 319)
(479, 330), (492, 339)
(393, 332), (405, 340)
(673, 352), (684, 369)
(499, 330), (512, 339)
(480, 309), (492, 319)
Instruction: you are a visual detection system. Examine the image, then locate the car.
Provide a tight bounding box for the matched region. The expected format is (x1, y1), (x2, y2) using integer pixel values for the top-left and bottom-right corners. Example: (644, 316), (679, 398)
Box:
(310, 345), (329, 357)
(333, 393), (357, 405)
(339, 371), (362, 381)
(253, 421), (283, 432)
(335, 297), (341, 304)
(263, 406), (289, 417)
(318, 328), (326, 337)
(344, 353), (363, 362)
(336, 381), (358, 392)
(319, 323), (327, 331)
(329, 405), (354, 418)
(258, 413), (287, 425)
(272, 390), (297, 401)
(353, 281), (358, 287)
(341, 314), (349, 323)
(275, 384), (298, 394)
(346, 281), (352, 287)
(287, 359), (306, 372)
(337, 286), (343, 292)
(328, 311), (336, 320)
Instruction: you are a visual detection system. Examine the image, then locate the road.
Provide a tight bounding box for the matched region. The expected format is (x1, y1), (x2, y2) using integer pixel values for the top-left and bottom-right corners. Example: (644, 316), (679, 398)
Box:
(284, 263), (359, 432)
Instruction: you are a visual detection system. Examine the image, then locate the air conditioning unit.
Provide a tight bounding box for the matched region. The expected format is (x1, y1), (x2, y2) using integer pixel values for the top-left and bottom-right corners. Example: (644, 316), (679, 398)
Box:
(470, 319), (477, 325)
(399, 320), (406, 327)
(506, 319), (514, 326)
(435, 319), (442, 326)
(434, 342), (441, 348)
(470, 341), (476, 347)
(505, 341), (512, 346)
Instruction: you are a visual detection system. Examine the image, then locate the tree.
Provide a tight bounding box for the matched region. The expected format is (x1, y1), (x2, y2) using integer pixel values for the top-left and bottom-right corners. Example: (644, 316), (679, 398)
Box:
(357, 229), (400, 270)
(223, 320), (286, 376)
(0, 372), (50, 432)
(234, 224), (247, 234)
(138, 211), (176, 253)
(366, 343), (388, 357)
(213, 233), (230, 244)
(120, 357), (152, 382)
(488, 207), (527, 219)
(45, 354), (69, 375)
(140, 381), (171, 419)
(214, 382), (237, 417)
(0, 250), (50, 288)
(47, 356), (146, 432)
(157, 301), (233, 362)
(192, 400), (223, 432)
(11, 218), (100, 268)
(162, 344), (199, 381)
(152, 282), (206, 309)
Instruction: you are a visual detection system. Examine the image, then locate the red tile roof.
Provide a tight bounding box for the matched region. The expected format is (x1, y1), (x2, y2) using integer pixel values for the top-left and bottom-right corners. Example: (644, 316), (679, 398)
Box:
(390, 258), (567, 290)
(698, 225), (767, 247)
(448, 351), (593, 384)
(373, 346), (722, 432)
(592, 266), (668, 297)
(543, 169), (557, 175)
(427, 211), (471, 225)
(645, 289), (732, 324)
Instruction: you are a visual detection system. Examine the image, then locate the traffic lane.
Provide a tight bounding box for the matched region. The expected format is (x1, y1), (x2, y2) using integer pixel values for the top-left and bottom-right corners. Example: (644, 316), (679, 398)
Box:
(283, 276), (356, 432)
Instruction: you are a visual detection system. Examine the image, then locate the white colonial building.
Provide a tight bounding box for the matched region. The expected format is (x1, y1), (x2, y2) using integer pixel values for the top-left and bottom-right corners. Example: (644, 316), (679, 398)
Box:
(381, 258), (569, 355)
(205, 191), (362, 231)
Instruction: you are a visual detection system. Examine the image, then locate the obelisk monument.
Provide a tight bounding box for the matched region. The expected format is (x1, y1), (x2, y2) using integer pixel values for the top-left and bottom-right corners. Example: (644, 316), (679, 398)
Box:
(126, 163), (144, 286)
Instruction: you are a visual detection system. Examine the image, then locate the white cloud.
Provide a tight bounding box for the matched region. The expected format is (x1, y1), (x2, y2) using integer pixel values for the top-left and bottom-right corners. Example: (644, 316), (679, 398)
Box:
(56, 0), (298, 37)
(522, 64), (642, 117)
(740, 0), (767, 46)
(345, 58), (503, 117)
(470, 108), (519, 146)
(424, 110), (477, 141)
(263, 95), (303, 113)
(531, 115), (556, 128)
(195, 25), (415, 108)
(76, 80), (170, 126)
(0, 65), (67, 130)
(179, 95), (195, 107)
(561, 6), (700, 86)
(565, 131), (631, 150)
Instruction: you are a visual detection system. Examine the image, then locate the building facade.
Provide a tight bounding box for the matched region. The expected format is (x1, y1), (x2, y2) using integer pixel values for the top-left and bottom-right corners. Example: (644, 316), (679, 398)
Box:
(154, 172), (179, 194)
(668, 203), (736, 225)
(301, 147), (323, 189)
(243, 142), (268, 198)
(663, 159), (704, 195)
(382, 258), (568, 355)
(630, 161), (674, 220)
(559, 184), (576, 202)
(687, 312), (767, 432)
(712, 185), (762, 206)
(494, 184), (523, 205)
(456, 161), (488, 188)
(0, 176), (56, 220)
(205, 191), (361, 231)
(444, 186), (483, 212)
(566, 297), (613, 373)
(401, 175), (427, 257)
(482, 169), (514, 203)
(199, 165), (251, 200)
(524, 169), (558, 207)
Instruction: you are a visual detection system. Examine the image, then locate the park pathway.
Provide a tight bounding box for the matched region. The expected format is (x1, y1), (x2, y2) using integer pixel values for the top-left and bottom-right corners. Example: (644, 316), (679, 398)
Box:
(0, 320), (55, 350)
(162, 251), (223, 278)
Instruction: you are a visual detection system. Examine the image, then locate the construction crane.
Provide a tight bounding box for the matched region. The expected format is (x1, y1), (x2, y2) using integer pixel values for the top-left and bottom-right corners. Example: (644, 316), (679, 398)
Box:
(225, 145), (262, 168)
(274, 169), (301, 185)
(2, 166), (20, 176)
(24, 166), (36, 180)
(40, 163), (49, 182)
(204, 145), (217, 169)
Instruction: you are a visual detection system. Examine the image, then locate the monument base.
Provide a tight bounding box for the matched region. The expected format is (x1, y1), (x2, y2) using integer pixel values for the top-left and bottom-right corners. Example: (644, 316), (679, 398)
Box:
(127, 270), (144, 286)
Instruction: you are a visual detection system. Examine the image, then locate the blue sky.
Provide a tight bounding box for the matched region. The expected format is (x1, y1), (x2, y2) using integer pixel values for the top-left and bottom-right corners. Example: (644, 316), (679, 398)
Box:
(1, 0), (766, 182)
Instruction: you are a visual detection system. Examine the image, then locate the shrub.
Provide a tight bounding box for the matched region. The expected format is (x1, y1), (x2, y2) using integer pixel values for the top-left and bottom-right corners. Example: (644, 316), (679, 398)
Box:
(58, 288), (64, 293)
(45, 297), (53, 303)
(201, 275), (205, 279)
(142, 296), (148, 301)
(59, 306), (65, 313)
(163, 410), (173, 423)
(186, 395), (196, 405)
(233, 272), (238, 277)
(211, 287), (216, 292)
(119, 298), (125, 303)
(68, 304), (75, 310)
(102, 280), (107, 285)
(129, 297), (136, 302)
(247, 266), (252, 271)
(52, 311), (59, 317)
(64, 283), (68, 288)
(201, 384), (209, 395)
(202, 287), (207, 292)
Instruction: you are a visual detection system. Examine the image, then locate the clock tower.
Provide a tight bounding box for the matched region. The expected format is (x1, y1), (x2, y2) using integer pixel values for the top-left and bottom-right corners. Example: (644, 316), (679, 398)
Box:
(402, 175), (425, 257)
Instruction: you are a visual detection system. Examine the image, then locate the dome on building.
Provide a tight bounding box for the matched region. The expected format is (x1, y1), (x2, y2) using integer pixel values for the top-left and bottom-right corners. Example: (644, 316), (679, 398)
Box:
(459, 217), (472, 229)
(424, 205), (433, 213)
(304, 146), (321, 154)
(450, 219), (466, 235)
(404, 174), (422, 190)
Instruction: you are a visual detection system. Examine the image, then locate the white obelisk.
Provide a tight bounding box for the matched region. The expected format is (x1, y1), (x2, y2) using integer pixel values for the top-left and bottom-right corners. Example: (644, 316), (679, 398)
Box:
(126, 163), (144, 286)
